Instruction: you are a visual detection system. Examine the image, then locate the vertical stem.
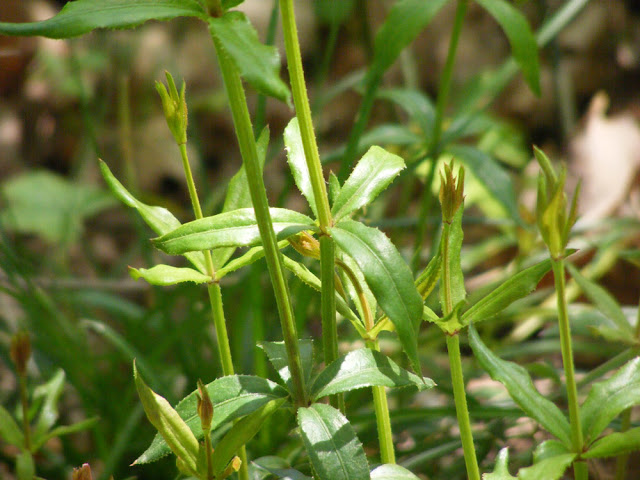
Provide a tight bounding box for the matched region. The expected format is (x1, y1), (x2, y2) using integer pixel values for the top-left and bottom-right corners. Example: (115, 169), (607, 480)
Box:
(177, 142), (249, 480)
(211, 33), (307, 407)
(19, 374), (31, 451)
(367, 340), (396, 465)
(441, 222), (480, 480)
(552, 259), (586, 480)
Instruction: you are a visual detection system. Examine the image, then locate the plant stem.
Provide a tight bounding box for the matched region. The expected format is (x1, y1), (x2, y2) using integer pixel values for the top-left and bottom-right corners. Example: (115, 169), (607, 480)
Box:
(253, 0), (279, 134)
(367, 340), (396, 464)
(211, 33), (307, 407)
(551, 258), (585, 479)
(178, 142), (248, 480)
(280, 0), (339, 411)
(441, 221), (480, 480)
(446, 334), (480, 480)
(18, 374), (31, 451)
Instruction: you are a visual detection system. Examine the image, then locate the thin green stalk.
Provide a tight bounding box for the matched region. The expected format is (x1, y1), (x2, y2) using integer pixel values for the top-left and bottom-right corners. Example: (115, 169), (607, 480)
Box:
(204, 433), (213, 480)
(280, 0), (339, 412)
(254, 0), (279, 134)
(18, 374), (31, 451)
(551, 258), (585, 480)
(614, 296), (640, 480)
(441, 222), (480, 480)
(177, 142), (248, 480)
(211, 33), (307, 407)
(367, 340), (396, 465)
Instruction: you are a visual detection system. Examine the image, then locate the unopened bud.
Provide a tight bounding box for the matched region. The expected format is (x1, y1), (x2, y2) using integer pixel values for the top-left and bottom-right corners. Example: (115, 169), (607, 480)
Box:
(10, 331), (31, 376)
(156, 71), (188, 145)
(196, 379), (213, 433)
(72, 464), (93, 480)
(220, 456), (242, 479)
(288, 231), (320, 260)
(439, 161), (465, 223)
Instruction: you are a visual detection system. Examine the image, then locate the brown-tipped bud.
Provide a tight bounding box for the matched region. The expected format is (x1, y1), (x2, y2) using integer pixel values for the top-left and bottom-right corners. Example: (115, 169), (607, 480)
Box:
(196, 379), (213, 433)
(220, 456), (242, 479)
(72, 464), (93, 480)
(438, 161), (465, 223)
(288, 231), (320, 260)
(10, 331), (31, 376)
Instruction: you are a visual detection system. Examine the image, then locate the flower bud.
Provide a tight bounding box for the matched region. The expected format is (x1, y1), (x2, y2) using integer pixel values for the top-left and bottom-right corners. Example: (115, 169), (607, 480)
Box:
(439, 161), (465, 224)
(72, 464), (93, 480)
(10, 331), (31, 376)
(288, 231), (320, 260)
(196, 379), (213, 434)
(220, 456), (242, 479)
(155, 71), (188, 145)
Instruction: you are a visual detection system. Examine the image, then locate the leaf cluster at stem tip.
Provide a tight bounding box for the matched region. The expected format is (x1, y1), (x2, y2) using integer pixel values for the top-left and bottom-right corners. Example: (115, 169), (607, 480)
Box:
(439, 161), (465, 224)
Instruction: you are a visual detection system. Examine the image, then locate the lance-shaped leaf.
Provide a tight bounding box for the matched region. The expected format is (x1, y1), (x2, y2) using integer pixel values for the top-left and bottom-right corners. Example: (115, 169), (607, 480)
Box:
(468, 326), (572, 447)
(297, 404), (369, 480)
(581, 357), (640, 444)
(567, 263), (633, 335)
(370, 464), (421, 479)
(331, 146), (405, 222)
(211, 398), (286, 476)
(32, 370), (65, 439)
(99, 160), (206, 273)
(258, 340), (314, 391)
(209, 12), (290, 104)
(332, 220), (423, 374)
(447, 144), (521, 223)
(137, 375), (288, 464)
(215, 127), (270, 269)
(583, 427), (640, 459)
(370, 0), (448, 76)
(0, 405), (23, 447)
(310, 348), (433, 400)
(377, 88), (435, 136)
(134, 363), (199, 474)
(517, 454), (576, 480)
(222, 0), (245, 10)
(129, 265), (212, 286)
(439, 207), (466, 309)
(475, 0), (540, 95)
(416, 252), (442, 300)
(285, 117), (318, 218)
(461, 259), (551, 326)
(0, 0), (206, 39)
(532, 440), (571, 462)
(153, 208), (316, 255)
(32, 417), (99, 452)
(484, 448), (516, 480)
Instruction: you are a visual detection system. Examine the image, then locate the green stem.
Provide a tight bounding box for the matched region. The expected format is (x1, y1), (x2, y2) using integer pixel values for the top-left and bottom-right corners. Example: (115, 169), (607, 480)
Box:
(211, 33), (307, 407)
(367, 340), (396, 464)
(441, 221), (480, 480)
(551, 259), (585, 479)
(204, 432), (213, 480)
(253, 0), (279, 134)
(19, 374), (31, 451)
(178, 140), (249, 480)
(446, 334), (480, 480)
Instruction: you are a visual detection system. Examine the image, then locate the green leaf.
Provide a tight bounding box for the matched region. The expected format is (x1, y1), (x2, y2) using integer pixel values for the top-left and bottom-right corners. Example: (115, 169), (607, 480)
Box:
(475, 0), (540, 95)
(328, 172), (341, 206)
(222, 0), (245, 10)
(567, 263), (633, 335)
(216, 126), (270, 269)
(32, 417), (99, 451)
(297, 404), (369, 480)
(99, 160), (207, 273)
(483, 448), (516, 480)
(0, 405), (23, 447)
(16, 451), (35, 480)
(583, 427), (640, 459)
(1, 170), (116, 245)
(284, 117), (318, 218)
(0, 0), (206, 38)
(377, 88), (435, 135)
(282, 256), (367, 338)
(209, 11), (291, 104)
(332, 220), (423, 374)
(216, 244), (269, 279)
(461, 259), (552, 326)
(313, 0), (356, 26)
(152, 208), (316, 255)
(370, 0), (448, 76)
(33, 369), (65, 439)
(331, 146), (405, 222)
(252, 456), (312, 480)
(134, 363), (200, 474)
(129, 265), (212, 286)
(468, 325), (572, 446)
(439, 207), (466, 309)
(136, 375), (288, 464)
(517, 454), (575, 480)
(581, 357), (640, 444)
(446, 144), (520, 223)
(532, 440), (570, 462)
(310, 348), (433, 400)
(258, 339), (314, 391)
(211, 398), (286, 476)
(416, 251), (442, 300)
(370, 464), (421, 479)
